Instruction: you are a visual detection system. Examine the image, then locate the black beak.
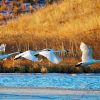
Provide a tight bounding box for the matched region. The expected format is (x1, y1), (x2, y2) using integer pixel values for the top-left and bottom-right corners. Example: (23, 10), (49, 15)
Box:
(14, 58), (17, 60)
(75, 64), (80, 67)
(19, 50), (22, 53)
(75, 63), (82, 67)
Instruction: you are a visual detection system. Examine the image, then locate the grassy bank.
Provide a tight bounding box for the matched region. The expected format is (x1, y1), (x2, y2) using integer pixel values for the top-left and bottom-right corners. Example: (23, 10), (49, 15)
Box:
(0, 0), (100, 72)
(0, 58), (100, 73)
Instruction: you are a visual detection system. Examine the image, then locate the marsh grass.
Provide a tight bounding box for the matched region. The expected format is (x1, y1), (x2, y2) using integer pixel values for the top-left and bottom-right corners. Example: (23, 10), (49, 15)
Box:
(0, 58), (99, 73)
(0, 0), (100, 73)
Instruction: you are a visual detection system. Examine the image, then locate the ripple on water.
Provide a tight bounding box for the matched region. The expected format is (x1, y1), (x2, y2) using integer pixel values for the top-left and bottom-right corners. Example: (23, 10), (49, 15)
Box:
(0, 73), (100, 90)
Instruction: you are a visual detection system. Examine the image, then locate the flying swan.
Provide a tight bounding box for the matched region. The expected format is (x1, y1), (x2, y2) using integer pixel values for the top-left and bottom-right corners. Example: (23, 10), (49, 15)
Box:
(0, 44), (6, 53)
(75, 42), (100, 67)
(14, 49), (68, 64)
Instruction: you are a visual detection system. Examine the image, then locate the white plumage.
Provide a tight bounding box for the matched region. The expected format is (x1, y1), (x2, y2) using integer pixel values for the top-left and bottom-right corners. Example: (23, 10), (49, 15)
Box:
(76, 42), (100, 67)
(0, 51), (20, 60)
(14, 50), (38, 61)
(0, 44), (20, 60)
(14, 49), (67, 64)
(80, 42), (93, 62)
(0, 44), (6, 53)
(38, 49), (61, 64)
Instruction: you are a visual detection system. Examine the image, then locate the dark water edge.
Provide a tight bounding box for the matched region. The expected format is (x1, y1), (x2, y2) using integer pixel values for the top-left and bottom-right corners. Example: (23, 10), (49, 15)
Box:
(0, 93), (100, 100)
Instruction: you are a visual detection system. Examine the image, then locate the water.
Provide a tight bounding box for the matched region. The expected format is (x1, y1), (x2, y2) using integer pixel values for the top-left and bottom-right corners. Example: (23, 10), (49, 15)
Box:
(0, 73), (100, 100)
(0, 94), (100, 100)
(0, 73), (100, 89)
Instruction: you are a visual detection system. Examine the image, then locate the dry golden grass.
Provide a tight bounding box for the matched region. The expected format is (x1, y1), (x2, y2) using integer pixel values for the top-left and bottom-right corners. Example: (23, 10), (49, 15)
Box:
(0, 0), (100, 72)
(0, 0), (99, 49)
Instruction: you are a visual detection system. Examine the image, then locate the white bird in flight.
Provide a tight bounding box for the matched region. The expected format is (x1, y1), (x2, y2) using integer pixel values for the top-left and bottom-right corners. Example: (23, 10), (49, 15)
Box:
(14, 49), (68, 64)
(38, 49), (67, 64)
(75, 42), (100, 67)
(0, 44), (6, 53)
(14, 50), (39, 61)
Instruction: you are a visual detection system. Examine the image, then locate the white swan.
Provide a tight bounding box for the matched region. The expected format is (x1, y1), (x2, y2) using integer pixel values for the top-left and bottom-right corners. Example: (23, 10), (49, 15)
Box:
(38, 49), (67, 64)
(0, 51), (20, 60)
(75, 42), (100, 67)
(14, 49), (67, 64)
(14, 50), (39, 61)
(0, 44), (6, 53)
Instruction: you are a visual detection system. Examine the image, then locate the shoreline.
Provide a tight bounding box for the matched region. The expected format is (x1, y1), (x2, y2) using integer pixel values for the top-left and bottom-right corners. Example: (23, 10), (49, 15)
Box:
(0, 87), (100, 95)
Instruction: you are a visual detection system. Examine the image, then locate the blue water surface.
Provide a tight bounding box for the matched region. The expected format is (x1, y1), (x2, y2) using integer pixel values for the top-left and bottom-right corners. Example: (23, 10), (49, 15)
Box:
(0, 93), (100, 100)
(0, 73), (100, 90)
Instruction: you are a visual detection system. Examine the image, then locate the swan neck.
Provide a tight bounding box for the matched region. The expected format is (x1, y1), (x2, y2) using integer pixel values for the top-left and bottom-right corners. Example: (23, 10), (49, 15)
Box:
(55, 50), (66, 52)
(8, 52), (19, 56)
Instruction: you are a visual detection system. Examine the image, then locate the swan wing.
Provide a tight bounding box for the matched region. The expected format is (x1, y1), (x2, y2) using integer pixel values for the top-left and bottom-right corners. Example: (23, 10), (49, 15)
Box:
(80, 42), (93, 62)
(0, 54), (8, 60)
(15, 50), (38, 61)
(39, 51), (61, 64)
(0, 44), (6, 52)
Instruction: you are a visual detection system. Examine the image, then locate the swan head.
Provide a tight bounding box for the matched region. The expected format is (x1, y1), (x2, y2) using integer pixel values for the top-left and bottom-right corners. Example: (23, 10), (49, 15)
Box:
(75, 62), (82, 67)
(75, 62), (92, 67)
(42, 48), (53, 51)
(14, 55), (21, 60)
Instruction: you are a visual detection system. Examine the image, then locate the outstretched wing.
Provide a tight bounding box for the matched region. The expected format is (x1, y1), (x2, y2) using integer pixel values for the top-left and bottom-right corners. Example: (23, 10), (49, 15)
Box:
(80, 42), (93, 62)
(39, 51), (61, 64)
(0, 44), (6, 52)
(14, 50), (38, 61)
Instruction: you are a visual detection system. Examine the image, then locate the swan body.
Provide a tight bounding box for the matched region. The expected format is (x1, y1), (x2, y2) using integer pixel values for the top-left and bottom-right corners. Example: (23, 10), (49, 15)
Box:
(38, 48), (67, 64)
(14, 50), (38, 61)
(38, 49), (63, 64)
(76, 42), (100, 67)
(14, 49), (67, 64)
